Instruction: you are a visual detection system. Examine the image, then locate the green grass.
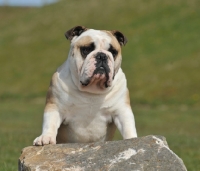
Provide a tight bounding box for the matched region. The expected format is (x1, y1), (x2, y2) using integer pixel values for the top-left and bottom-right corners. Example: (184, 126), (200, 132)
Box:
(0, 0), (200, 170)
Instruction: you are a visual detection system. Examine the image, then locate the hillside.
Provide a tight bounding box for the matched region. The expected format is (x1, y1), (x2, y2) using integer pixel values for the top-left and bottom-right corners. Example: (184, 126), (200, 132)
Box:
(0, 0), (200, 105)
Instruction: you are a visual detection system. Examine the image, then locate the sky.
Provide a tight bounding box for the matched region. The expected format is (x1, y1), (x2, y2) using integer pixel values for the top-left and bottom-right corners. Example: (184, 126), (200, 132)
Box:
(0, 0), (58, 7)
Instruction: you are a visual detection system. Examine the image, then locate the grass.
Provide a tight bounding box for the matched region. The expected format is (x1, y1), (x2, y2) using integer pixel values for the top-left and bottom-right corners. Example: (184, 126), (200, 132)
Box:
(0, 0), (200, 170)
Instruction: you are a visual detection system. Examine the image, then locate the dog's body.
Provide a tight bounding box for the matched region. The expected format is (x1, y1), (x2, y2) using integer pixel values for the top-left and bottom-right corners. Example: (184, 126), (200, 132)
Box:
(33, 26), (137, 145)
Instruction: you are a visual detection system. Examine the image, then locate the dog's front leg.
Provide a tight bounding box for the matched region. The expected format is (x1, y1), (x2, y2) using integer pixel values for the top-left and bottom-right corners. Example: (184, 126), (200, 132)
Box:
(33, 110), (62, 145)
(114, 105), (137, 139)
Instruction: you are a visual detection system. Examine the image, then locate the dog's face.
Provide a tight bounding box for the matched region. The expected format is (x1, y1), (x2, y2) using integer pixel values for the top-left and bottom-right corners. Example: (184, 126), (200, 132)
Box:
(65, 26), (127, 94)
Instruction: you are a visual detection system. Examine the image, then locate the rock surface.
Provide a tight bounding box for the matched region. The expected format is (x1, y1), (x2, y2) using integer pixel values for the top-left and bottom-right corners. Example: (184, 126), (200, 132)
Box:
(19, 135), (187, 171)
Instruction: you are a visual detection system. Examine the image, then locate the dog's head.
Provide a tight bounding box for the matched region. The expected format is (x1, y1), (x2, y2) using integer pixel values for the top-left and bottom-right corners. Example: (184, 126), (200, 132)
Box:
(65, 26), (127, 94)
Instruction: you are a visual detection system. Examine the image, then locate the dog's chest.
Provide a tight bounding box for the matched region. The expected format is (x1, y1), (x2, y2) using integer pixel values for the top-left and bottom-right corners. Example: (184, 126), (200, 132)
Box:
(61, 103), (112, 142)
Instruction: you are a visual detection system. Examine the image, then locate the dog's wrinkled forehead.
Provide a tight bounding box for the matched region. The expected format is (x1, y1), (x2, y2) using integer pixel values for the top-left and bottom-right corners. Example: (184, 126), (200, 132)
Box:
(74, 29), (117, 49)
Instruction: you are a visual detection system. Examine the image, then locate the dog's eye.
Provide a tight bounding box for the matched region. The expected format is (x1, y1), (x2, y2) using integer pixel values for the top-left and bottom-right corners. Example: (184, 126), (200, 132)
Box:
(108, 46), (118, 59)
(80, 43), (95, 58)
(81, 47), (92, 56)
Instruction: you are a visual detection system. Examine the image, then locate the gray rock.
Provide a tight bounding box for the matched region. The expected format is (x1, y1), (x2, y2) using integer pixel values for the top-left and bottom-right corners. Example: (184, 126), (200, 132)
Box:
(18, 135), (187, 171)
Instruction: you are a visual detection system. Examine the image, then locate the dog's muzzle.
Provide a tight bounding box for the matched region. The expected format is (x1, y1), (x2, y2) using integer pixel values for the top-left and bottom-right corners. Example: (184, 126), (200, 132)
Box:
(93, 52), (110, 87)
(80, 52), (111, 88)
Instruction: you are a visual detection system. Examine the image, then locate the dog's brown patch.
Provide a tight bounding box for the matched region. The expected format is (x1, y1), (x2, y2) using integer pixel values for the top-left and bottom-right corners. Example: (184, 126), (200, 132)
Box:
(110, 30), (128, 46)
(44, 73), (58, 112)
(125, 89), (131, 105)
(76, 36), (93, 48)
(105, 121), (117, 141)
(103, 31), (121, 51)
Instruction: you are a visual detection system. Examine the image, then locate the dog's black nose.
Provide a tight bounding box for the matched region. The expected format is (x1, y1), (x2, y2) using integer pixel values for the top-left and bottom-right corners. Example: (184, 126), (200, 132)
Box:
(96, 52), (108, 61)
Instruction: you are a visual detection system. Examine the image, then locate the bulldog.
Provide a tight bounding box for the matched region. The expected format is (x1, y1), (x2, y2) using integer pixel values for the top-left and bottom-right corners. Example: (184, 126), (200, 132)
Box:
(33, 26), (137, 145)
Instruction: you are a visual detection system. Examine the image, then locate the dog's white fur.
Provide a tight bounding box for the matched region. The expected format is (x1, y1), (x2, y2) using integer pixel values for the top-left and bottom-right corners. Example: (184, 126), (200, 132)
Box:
(33, 27), (137, 145)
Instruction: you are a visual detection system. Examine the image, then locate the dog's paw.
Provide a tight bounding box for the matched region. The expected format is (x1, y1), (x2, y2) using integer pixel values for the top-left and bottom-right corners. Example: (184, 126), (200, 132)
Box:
(33, 134), (56, 146)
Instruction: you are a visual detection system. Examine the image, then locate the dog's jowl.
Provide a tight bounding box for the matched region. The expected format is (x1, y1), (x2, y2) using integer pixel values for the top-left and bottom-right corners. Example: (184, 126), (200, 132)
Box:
(33, 26), (137, 145)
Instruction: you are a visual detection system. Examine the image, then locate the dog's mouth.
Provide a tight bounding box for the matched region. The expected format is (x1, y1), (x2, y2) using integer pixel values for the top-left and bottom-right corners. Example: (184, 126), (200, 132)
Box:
(80, 65), (110, 88)
(95, 65), (110, 87)
(96, 66), (105, 75)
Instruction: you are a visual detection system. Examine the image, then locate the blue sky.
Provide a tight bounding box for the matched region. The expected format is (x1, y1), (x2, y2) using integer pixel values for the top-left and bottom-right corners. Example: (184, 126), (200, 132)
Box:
(0, 0), (58, 7)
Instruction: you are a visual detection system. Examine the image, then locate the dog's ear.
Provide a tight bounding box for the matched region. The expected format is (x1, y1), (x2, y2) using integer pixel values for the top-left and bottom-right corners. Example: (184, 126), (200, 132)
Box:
(65, 26), (87, 41)
(111, 30), (128, 46)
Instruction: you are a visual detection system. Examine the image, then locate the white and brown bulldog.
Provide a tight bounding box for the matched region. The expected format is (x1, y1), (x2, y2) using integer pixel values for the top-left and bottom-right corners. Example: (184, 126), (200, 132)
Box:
(33, 26), (137, 145)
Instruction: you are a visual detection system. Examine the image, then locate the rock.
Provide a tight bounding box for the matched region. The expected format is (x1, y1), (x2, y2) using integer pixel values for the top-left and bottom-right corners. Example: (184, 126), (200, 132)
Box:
(18, 135), (187, 171)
